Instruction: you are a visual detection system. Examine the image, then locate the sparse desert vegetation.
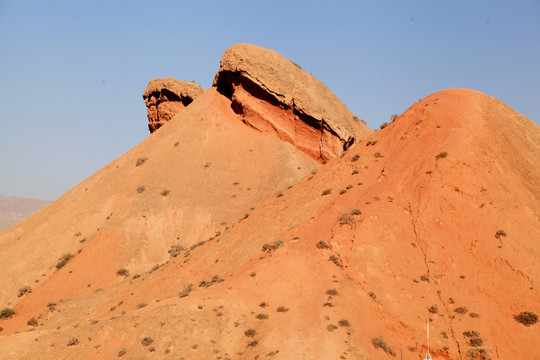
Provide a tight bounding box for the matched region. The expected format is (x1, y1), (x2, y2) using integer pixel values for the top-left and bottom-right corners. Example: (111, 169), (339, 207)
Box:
(316, 240), (330, 249)
(435, 152), (448, 160)
(135, 157), (148, 167)
(514, 311), (538, 326)
(56, 253), (74, 269)
(371, 336), (395, 356)
(262, 240), (283, 252)
(116, 268), (129, 277)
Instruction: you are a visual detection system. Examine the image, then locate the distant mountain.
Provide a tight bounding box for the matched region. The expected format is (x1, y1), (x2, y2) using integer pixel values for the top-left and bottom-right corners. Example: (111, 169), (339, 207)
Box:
(0, 194), (50, 230)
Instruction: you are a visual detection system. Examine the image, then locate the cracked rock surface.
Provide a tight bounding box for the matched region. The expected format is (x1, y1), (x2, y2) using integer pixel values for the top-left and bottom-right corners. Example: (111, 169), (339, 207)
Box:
(213, 43), (372, 162)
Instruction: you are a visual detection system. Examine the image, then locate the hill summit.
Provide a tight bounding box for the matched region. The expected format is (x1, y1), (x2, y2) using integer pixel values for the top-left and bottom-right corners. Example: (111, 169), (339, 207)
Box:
(0, 44), (538, 359)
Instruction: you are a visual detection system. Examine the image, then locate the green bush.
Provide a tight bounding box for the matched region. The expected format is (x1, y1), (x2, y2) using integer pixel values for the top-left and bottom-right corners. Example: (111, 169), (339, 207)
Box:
(116, 268), (129, 277)
(1, 307), (15, 319)
(18, 285), (32, 297)
(514, 311), (538, 326)
(56, 253), (74, 270)
(435, 152), (448, 160)
(262, 240), (283, 252)
(454, 306), (468, 314)
(136, 157), (148, 167)
(316, 241), (330, 249)
(326, 288), (338, 296)
(371, 336), (395, 356)
(179, 284), (193, 298)
(141, 337), (153, 346)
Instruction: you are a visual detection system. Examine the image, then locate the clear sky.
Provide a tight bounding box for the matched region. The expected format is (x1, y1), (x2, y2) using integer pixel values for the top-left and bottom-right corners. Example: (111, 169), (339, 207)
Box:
(1, 1), (539, 200)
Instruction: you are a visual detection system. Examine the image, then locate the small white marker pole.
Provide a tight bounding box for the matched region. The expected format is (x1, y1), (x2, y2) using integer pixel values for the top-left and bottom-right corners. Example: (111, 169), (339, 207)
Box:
(427, 322), (430, 354)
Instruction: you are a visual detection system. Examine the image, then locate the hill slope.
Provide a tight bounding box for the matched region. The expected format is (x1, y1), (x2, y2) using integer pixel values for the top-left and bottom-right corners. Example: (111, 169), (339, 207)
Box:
(0, 88), (538, 359)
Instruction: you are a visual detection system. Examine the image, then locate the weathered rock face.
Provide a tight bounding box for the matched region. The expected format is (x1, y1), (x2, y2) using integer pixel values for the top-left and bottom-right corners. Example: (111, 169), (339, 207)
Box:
(142, 78), (205, 133)
(213, 43), (372, 162)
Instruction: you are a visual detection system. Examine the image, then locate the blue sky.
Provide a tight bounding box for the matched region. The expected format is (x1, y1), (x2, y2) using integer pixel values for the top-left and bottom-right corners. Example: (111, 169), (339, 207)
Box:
(1, 1), (539, 200)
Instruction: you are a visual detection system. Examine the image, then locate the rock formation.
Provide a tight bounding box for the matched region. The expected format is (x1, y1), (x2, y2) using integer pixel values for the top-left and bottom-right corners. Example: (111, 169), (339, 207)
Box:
(213, 43), (372, 162)
(142, 78), (205, 133)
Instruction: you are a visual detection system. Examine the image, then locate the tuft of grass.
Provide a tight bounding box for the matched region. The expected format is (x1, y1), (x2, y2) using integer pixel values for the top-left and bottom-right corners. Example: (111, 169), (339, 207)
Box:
(435, 152), (448, 160)
(454, 306), (468, 314)
(118, 348), (127, 357)
(247, 339), (258, 347)
(338, 319), (350, 327)
(27, 317), (38, 326)
(379, 122), (388, 129)
(141, 337), (154, 346)
(316, 240), (330, 249)
(116, 268), (129, 277)
(259, 301), (268, 308)
(137, 185), (145, 193)
(67, 337), (79, 346)
(136, 303), (148, 309)
(136, 157), (148, 167)
(329, 255), (342, 267)
(18, 285), (32, 297)
(178, 284), (193, 298)
(161, 189), (170, 196)
(373, 152), (384, 158)
(199, 275), (224, 288)
(322, 189), (332, 196)
(322, 302), (334, 307)
(420, 274), (429, 282)
(368, 291), (376, 300)
(469, 312), (480, 318)
(277, 306), (289, 312)
(290, 60), (303, 70)
(255, 313), (269, 320)
(339, 213), (356, 227)
(351, 154), (360, 162)
(428, 305), (438, 314)
(495, 230), (507, 239)
(168, 244), (186, 258)
(245, 329), (256, 337)
(350, 209), (362, 215)
(514, 311), (538, 326)
(371, 336), (395, 356)
(47, 302), (57, 311)
(56, 253), (74, 270)
(262, 240), (283, 252)
(351, 169), (359, 175)
(327, 324), (338, 332)
(326, 288), (338, 296)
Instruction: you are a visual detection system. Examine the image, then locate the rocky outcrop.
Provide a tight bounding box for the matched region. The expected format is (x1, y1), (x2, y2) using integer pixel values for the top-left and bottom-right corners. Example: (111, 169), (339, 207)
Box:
(142, 78), (205, 133)
(213, 43), (372, 162)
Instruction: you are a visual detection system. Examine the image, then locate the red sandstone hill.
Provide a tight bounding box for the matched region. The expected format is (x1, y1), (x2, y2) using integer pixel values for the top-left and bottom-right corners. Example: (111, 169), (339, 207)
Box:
(0, 45), (538, 360)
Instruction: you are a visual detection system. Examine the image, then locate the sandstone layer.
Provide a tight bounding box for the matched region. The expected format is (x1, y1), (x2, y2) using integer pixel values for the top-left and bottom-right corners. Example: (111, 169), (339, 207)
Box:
(142, 78), (205, 133)
(213, 43), (372, 162)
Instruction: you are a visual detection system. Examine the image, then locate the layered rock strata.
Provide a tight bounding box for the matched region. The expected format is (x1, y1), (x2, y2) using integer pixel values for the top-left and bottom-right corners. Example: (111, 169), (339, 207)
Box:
(213, 43), (372, 162)
(142, 78), (205, 133)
